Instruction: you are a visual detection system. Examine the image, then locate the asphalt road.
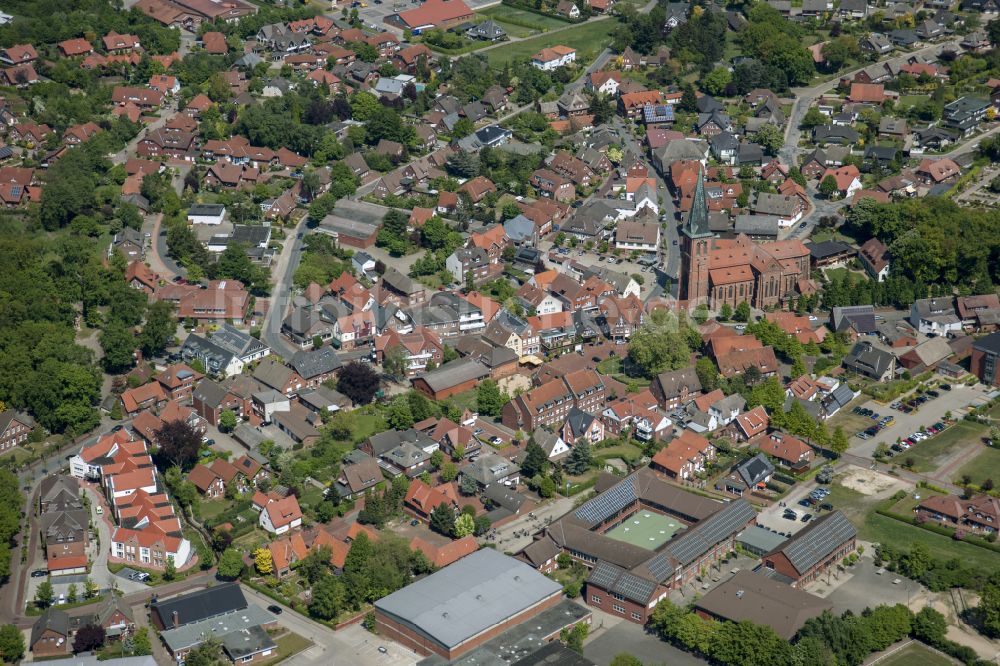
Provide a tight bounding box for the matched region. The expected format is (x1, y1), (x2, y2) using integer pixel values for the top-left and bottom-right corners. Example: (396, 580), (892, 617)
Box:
(261, 217), (308, 359)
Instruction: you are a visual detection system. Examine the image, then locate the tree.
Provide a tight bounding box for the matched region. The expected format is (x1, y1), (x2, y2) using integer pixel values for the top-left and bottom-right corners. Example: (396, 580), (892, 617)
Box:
(522, 439), (549, 478)
(309, 576), (346, 620)
(830, 426), (850, 454)
(217, 548), (245, 580)
(754, 123), (784, 155)
(981, 572), (1000, 637)
(299, 545), (332, 584)
(253, 548), (273, 575)
(734, 301), (751, 322)
(386, 395), (414, 430)
(338, 361), (381, 405)
(184, 639), (224, 666)
(719, 303), (733, 321)
(155, 419), (202, 470)
(100, 323), (136, 373)
(35, 580), (53, 608)
(472, 515), (491, 537)
(0, 624), (25, 663)
(477, 380), (505, 416)
(702, 67), (732, 96)
(819, 175), (840, 198)
(84, 577), (98, 599)
(382, 345), (408, 381)
(562, 622), (588, 653)
(628, 322), (691, 378)
(67, 583), (78, 603)
(440, 462), (458, 482)
(913, 606), (948, 645)
(610, 656), (643, 666)
(801, 107), (828, 128)
(460, 475), (479, 496)
(429, 503), (456, 536)
(219, 410), (237, 433)
(163, 556), (176, 581)
(454, 512), (475, 537)
(564, 441), (591, 475)
(132, 627), (152, 656)
(72, 623), (105, 653)
(695, 357), (719, 392)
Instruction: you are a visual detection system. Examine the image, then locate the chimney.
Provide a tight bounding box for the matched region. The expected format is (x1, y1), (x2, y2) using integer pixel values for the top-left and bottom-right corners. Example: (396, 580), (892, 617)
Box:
(172, 610), (179, 628)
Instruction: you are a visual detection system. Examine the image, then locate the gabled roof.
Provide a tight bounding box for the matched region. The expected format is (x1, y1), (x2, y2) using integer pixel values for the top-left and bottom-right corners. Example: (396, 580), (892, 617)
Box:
(766, 511), (856, 576)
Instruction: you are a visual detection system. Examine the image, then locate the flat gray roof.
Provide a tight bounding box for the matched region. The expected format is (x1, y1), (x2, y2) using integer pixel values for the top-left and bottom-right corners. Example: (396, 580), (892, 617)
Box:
(160, 605), (275, 652)
(375, 549), (563, 651)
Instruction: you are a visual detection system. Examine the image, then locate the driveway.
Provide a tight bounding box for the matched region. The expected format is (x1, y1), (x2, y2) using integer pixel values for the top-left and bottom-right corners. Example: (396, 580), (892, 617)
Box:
(488, 495), (575, 553)
(261, 217), (308, 359)
(81, 485), (150, 595)
(583, 614), (709, 666)
(240, 586), (421, 666)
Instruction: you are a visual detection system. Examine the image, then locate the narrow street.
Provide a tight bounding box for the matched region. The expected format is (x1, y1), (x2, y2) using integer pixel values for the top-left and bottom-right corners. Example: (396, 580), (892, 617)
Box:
(261, 217), (308, 359)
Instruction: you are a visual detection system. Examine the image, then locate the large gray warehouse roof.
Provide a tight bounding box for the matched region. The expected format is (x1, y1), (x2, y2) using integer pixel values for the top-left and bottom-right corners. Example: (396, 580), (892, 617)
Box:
(375, 548), (562, 651)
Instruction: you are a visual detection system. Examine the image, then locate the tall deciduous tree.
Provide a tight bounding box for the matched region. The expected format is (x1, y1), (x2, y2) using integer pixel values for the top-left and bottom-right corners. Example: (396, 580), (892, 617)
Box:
(337, 362), (381, 405)
(155, 419), (202, 471)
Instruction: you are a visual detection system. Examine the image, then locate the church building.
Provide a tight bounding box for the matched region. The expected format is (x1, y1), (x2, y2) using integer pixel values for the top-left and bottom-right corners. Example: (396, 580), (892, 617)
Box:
(680, 170), (810, 310)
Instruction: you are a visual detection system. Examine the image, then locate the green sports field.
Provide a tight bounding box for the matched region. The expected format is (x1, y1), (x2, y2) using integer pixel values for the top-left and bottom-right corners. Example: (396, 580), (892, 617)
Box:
(605, 511), (685, 550)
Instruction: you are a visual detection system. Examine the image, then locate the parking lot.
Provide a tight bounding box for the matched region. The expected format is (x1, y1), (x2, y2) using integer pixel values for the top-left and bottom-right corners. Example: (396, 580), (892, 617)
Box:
(755, 482), (835, 538)
(810, 557), (925, 615)
(841, 382), (988, 458)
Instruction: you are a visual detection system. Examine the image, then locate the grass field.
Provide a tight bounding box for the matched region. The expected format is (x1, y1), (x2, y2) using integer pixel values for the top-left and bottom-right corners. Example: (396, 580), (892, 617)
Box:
(823, 482), (879, 523)
(605, 511), (684, 550)
(828, 402), (876, 437)
(880, 642), (956, 666)
(861, 512), (1000, 571)
(485, 20), (616, 68)
(902, 420), (986, 473)
(478, 5), (569, 32)
(956, 445), (1000, 487)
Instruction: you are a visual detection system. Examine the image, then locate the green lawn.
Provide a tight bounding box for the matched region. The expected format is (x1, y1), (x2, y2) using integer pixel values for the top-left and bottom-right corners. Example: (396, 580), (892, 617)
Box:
(822, 482), (880, 524)
(255, 632), (312, 666)
(880, 643), (957, 666)
(901, 421), (986, 473)
(827, 400), (875, 437)
(352, 412), (388, 442)
(594, 443), (644, 463)
(200, 500), (232, 521)
(861, 512), (1000, 571)
(955, 445), (1000, 487)
(444, 387), (479, 414)
(823, 267), (851, 283)
(478, 5), (570, 31)
(485, 20), (616, 68)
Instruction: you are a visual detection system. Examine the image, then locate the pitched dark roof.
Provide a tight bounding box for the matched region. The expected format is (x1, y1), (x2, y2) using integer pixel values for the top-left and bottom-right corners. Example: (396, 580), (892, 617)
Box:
(765, 510), (856, 575)
(150, 582), (247, 628)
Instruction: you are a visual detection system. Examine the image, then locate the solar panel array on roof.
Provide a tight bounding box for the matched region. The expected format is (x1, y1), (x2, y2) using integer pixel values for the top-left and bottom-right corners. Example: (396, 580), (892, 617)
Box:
(588, 560), (658, 605)
(574, 477), (637, 526)
(587, 560), (623, 590)
(612, 571), (658, 604)
(643, 551), (675, 582)
(666, 499), (756, 566)
(775, 511), (856, 575)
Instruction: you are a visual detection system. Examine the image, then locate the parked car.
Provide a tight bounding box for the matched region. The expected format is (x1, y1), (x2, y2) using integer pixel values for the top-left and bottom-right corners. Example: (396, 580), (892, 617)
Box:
(31, 569), (47, 578)
(267, 605), (283, 615)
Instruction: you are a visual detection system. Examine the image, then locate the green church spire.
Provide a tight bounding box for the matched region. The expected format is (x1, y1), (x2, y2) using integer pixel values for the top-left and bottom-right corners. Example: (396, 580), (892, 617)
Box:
(684, 164), (711, 238)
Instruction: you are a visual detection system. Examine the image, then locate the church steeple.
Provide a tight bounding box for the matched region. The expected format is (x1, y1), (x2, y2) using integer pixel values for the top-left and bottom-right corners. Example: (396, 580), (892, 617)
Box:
(684, 165), (712, 239)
